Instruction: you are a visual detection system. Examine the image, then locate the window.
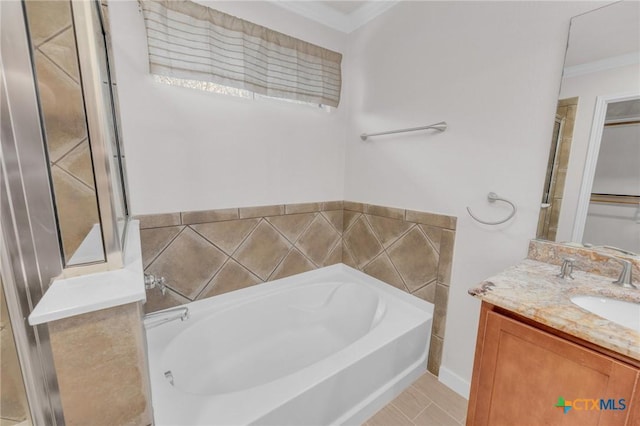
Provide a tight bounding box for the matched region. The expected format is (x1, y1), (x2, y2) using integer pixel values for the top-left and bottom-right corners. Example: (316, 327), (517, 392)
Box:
(140, 0), (342, 108)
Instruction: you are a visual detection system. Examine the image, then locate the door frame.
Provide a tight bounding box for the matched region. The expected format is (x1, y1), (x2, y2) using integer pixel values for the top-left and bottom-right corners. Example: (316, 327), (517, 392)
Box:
(571, 92), (640, 243)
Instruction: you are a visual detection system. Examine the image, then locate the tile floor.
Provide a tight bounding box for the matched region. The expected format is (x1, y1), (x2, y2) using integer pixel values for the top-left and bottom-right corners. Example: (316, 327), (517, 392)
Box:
(365, 371), (468, 426)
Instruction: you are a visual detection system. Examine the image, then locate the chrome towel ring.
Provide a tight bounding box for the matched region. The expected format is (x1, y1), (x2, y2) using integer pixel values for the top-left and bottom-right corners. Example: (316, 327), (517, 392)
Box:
(467, 192), (517, 225)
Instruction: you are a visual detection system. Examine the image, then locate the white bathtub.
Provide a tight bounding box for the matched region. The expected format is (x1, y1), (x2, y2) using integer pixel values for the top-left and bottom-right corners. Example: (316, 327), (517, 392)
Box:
(145, 264), (434, 425)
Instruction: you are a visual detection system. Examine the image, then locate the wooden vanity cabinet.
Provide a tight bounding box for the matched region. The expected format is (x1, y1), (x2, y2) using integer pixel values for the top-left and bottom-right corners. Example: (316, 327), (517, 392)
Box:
(467, 302), (640, 426)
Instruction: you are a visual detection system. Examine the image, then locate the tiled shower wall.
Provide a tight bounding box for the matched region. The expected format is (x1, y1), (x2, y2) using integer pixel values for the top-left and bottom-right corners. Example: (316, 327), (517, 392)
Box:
(138, 201), (456, 375)
(25, 1), (100, 260)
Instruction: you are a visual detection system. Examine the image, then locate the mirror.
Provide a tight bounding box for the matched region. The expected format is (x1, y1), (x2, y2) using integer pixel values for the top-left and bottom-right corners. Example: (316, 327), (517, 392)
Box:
(537, 0), (640, 254)
(24, 0), (129, 269)
(25, 0), (105, 266)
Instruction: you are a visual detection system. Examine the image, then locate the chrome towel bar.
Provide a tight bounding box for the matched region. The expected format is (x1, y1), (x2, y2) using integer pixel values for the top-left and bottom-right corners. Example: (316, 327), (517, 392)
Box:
(360, 121), (447, 141)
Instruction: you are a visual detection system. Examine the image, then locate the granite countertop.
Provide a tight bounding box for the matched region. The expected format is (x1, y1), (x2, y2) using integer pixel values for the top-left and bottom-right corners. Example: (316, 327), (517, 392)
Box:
(469, 259), (640, 361)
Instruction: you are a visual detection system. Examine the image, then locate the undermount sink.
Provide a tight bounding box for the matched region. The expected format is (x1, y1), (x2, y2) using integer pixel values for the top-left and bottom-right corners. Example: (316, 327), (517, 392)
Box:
(570, 295), (640, 333)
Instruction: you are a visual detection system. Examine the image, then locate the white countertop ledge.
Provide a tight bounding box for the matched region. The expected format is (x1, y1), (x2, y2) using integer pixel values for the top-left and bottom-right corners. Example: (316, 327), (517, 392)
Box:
(29, 220), (146, 326)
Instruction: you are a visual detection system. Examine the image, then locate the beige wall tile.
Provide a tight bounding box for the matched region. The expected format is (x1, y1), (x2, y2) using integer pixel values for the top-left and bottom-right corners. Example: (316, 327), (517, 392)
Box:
(342, 244), (358, 269)
(140, 226), (182, 268)
(343, 217), (383, 268)
(56, 139), (94, 188)
(143, 288), (189, 314)
(365, 204), (405, 220)
(191, 219), (260, 255)
(387, 227), (438, 292)
(432, 283), (449, 339)
(323, 241), (342, 266)
(285, 202), (322, 214)
(182, 208), (239, 225)
(321, 210), (343, 234)
(233, 220), (291, 280)
(406, 210), (457, 230)
(411, 281), (436, 304)
(266, 213), (315, 243)
(296, 215), (341, 265)
(343, 210), (361, 231)
(343, 201), (364, 212)
(363, 254), (407, 291)
(321, 201), (343, 211)
(33, 52), (87, 162)
(24, 1), (72, 46)
(270, 249), (316, 281)
(146, 228), (227, 299)
(426, 335), (443, 376)
(437, 229), (456, 286)
(51, 167), (100, 261)
(420, 225), (442, 253)
(39, 27), (80, 81)
(239, 205), (284, 218)
(48, 303), (151, 426)
(198, 259), (261, 299)
(366, 214), (412, 247)
(137, 213), (181, 229)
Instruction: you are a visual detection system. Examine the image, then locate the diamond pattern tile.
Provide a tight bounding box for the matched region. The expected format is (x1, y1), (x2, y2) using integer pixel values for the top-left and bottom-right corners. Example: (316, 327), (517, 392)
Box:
(191, 219), (259, 255)
(33, 51), (87, 162)
(140, 226), (182, 268)
(363, 253), (406, 291)
(388, 226), (439, 292)
(147, 227), (227, 299)
(56, 139), (94, 188)
(296, 214), (341, 265)
(266, 213), (315, 243)
(321, 210), (343, 234)
(39, 27), (80, 81)
(366, 214), (412, 248)
(233, 220), (291, 280)
(270, 249), (316, 281)
(198, 259), (261, 299)
(343, 217), (383, 268)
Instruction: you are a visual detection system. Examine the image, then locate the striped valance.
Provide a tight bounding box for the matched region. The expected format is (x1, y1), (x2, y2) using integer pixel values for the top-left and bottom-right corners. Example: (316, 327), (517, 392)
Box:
(139, 0), (343, 107)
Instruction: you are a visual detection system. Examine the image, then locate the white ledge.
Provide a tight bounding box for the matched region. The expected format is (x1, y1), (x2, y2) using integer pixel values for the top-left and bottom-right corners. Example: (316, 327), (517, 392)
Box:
(29, 220), (146, 325)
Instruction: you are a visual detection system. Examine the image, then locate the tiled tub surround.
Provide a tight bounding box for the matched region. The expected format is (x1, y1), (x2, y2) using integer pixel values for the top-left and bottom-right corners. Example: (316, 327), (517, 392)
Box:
(138, 201), (456, 375)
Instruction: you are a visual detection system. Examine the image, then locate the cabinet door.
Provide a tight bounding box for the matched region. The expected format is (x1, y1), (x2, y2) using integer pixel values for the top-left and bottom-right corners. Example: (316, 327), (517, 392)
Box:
(467, 308), (639, 426)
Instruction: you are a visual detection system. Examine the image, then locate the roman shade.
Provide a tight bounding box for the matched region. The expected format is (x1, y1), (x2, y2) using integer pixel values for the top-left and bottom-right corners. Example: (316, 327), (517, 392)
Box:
(139, 0), (343, 107)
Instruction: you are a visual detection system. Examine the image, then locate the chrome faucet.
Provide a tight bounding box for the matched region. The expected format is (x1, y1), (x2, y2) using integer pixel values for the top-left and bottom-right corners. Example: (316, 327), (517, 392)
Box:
(144, 273), (167, 295)
(611, 258), (637, 289)
(144, 306), (190, 329)
(557, 257), (575, 280)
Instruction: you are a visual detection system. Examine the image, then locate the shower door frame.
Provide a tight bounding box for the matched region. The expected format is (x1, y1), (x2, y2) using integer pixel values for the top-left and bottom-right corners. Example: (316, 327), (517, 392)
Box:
(1, 1), (66, 424)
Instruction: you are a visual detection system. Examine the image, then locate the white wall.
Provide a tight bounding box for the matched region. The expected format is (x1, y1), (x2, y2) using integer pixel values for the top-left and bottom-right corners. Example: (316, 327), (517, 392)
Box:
(556, 64), (640, 241)
(108, 1), (349, 214)
(342, 1), (603, 396)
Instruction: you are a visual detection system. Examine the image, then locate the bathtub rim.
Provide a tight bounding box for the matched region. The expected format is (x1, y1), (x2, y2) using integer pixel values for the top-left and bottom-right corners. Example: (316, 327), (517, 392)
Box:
(144, 264), (433, 329)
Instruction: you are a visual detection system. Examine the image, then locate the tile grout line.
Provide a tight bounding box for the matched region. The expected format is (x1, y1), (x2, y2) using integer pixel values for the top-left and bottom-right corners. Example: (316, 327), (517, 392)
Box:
(142, 225), (184, 270)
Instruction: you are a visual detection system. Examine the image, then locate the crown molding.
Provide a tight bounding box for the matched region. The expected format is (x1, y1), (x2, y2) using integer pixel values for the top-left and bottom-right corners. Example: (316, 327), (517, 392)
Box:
(268, 1), (400, 34)
(563, 52), (639, 78)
